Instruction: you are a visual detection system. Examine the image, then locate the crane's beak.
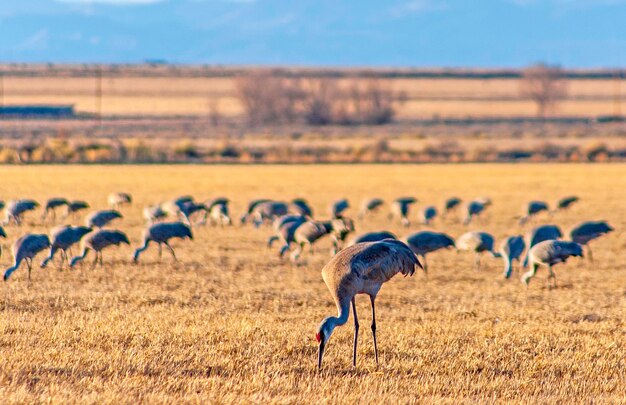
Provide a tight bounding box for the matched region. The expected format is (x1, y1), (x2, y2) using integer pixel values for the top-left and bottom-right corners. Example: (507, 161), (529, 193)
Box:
(318, 339), (325, 370)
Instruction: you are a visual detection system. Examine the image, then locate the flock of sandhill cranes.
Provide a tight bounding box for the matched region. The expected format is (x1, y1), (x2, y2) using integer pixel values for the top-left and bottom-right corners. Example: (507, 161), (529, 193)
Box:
(0, 191), (616, 370)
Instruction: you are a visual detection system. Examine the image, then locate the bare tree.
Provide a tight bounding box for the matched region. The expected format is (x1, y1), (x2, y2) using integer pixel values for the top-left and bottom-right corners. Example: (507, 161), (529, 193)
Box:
(520, 63), (568, 117)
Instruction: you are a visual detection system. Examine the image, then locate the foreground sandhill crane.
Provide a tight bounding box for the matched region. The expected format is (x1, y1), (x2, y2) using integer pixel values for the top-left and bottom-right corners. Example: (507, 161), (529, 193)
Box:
(240, 198), (271, 225)
(66, 200), (90, 219)
(108, 192), (132, 209)
(85, 209), (123, 229)
(0, 226), (6, 257)
(143, 204), (167, 224)
(267, 215), (308, 256)
(348, 231), (396, 246)
(70, 229), (130, 269)
(419, 206), (438, 226)
(330, 199), (350, 219)
(40, 225), (92, 269)
(522, 224), (563, 267)
(358, 198), (384, 219)
(133, 222), (193, 262)
(41, 197), (69, 222)
(316, 239), (423, 369)
(251, 201), (289, 227)
(2, 199), (39, 226)
(499, 235), (525, 279)
(290, 218), (355, 262)
(290, 198), (314, 218)
(456, 231), (497, 270)
(389, 197), (417, 227)
(443, 197), (462, 218)
(404, 230), (455, 272)
(522, 240), (583, 288)
(556, 196), (579, 211)
(569, 220), (614, 262)
(519, 201), (549, 225)
(4, 234), (51, 281)
(463, 198), (491, 225)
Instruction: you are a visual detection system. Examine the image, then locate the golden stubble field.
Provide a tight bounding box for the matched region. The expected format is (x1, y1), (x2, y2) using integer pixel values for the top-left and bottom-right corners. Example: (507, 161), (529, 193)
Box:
(0, 164), (624, 403)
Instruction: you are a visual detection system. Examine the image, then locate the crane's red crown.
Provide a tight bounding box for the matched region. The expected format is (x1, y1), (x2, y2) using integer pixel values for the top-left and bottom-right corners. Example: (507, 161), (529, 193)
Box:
(315, 332), (321, 343)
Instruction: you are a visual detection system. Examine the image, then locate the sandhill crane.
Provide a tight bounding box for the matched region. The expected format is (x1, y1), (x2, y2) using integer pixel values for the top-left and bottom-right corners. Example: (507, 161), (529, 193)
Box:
(203, 198), (232, 226)
(251, 201), (289, 227)
(348, 231), (396, 246)
(443, 197), (462, 218)
(330, 199), (350, 219)
(522, 224), (563, 267)
(290, 218), (354, 262)
(3, 234), (51, 281)
(70, 229), (130, 269)
(85, 210), (123, 229)
(41, 197), (69, 222)
(2, 199), (39, 226)
(143, 204), (167, 224)
(133, 222), (193, 262)
(569, 220), (613, 263)
(40, 225), (92, 269)
(240, 198), (271, 225)
(456, 231), (497, 270)
(419, 206), (438, 226)
(522, 240), (583, 288)
(519, 201), (549, 225)
(556, 196), (579, 211)
(316, 239), (423, 369)
(499, 235), (525, 279)
(0, 226), (6, 257)
(0, 201), (4, 211)
(108, 192), (132, 209)
(66, 200), (90, 219)
(389, 197), (417, 227)
(267, 215), (308, 257)
(358, 198), (384, 219)
(463, 198), (491, 225)
(290, 198), (314, 218)
(404, 230), (455, 273)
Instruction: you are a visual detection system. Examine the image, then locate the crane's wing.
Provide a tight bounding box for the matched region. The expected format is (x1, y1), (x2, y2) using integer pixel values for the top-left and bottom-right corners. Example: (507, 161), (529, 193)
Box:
(350, 240), (422, 283)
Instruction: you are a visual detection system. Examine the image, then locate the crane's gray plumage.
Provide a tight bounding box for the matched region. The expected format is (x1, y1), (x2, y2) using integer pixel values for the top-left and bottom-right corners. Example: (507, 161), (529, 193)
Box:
(4, 233), (51, 281)
(330, 199), (350, 219)
(557, 196), (579, 210)
(349, 231), (396, 246)
(41, 225), (92, 269)
(569, 220), (613, 262)
(316, 239), (423, 369)
(444, 197), (462, 213)
(108, 192), (132, 209)
(0, 226), (6, 258)
(389, 197), (417, 227)
(70, 229), (130, 269)
(521, 240), (583, 288)
(289, 198), (314, 218)
(420, 206), (438, 225)
(522, 224), (563, 267)
(66, 200), (90, 218)
(268, 215), (308, 257)
(240, 198), (271, 225)
(404, 230), (455, 272)
(3, 199), (39, 226)
(41, 197), (69, 222)
(463, 198), (491, 226)
(133, 222), (193, 262)
(456, 231), (497, 270)
(499, 235), (526, 279)
(201, 198), (231, 226)
(290, 218), (354, 262)
(519, 201), (549, 225)
(358, 198), (384, 218)
(143, 204), (167, 224)
(251, 201), (289, 227)
(85, 209), (123, 228)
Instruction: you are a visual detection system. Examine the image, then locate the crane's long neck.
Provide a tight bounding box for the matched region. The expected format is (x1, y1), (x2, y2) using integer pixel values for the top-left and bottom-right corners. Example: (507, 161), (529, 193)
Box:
(133, 238), (151, 261)
(70, 247), (90, 267)
(502, 255), (513, 278)
(322, 299), (351, 335)
(4, 257), (23, 280)
(40, 247), (57, 268)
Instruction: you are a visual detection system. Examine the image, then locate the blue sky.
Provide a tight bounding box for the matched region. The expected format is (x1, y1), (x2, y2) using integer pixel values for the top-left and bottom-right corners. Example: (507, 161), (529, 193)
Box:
(0, 0), (625, 67)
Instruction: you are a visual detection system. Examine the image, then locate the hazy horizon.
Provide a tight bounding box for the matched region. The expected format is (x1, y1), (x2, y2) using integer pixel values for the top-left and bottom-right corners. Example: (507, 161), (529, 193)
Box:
(1, 0), (625, 68)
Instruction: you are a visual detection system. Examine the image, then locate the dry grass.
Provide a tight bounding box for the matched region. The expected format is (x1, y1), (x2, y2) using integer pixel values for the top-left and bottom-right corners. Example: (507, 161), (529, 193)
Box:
(0, 164), (625, 403)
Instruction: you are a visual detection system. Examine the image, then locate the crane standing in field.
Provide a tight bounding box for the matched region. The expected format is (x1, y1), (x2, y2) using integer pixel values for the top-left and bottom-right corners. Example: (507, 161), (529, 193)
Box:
(404, 230), (455, 273)
(522, 224), (563, 267)
(41, 197), (69, 223)
(0, 226), (6, 257)
(358, 198), (384, 219)
(65, 200), (90, 219)
(2, 199), (39, 226)
(40, 225), (92, 270)
(132, 222), (193, 262)
(443, 197), (462, 219)
(519, 200), (550, 225)
(4, 234), (51, 281)
(499, 235), (526, 279)
(290, 218), (355, 262)
(108, 192), (132, 209)
(389, 197), (417, 227)
(240, 198), (271, 225)
(569, 220), (614, 263)
(316, 239), (423, 369)
(251, 201), (289, 227)
(556, 196), (579, 211)
(463, 198), (491, 226)
(289, 198), (314, 218)
(143, 204), (167, 224)
(70, 229), (130, 269)
(203, 198), (232, 226)
(85, 209), (123, 228)
(419, 206), (438, 226)
(330, 199), (350, 219)
(267, 215), (308, 257)
(456, 231), (497, 270)
(522, 240), (583, 288)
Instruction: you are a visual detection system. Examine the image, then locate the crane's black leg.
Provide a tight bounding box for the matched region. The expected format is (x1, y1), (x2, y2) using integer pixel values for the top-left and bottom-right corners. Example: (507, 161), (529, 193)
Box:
(91, 252), (98, 270)
(370, 295), (379, 367)
(352, 297), (359, 368)
(99, 251), (104, 267)
(475, 254), (481, 271)
(158, 243), (162, 260)
(422, 255), (428, 274)
(587, 245), (594, 265)
(165, 242), (177, 261)
(547, 265), (557, 289)
(27, 258), (32, 281)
